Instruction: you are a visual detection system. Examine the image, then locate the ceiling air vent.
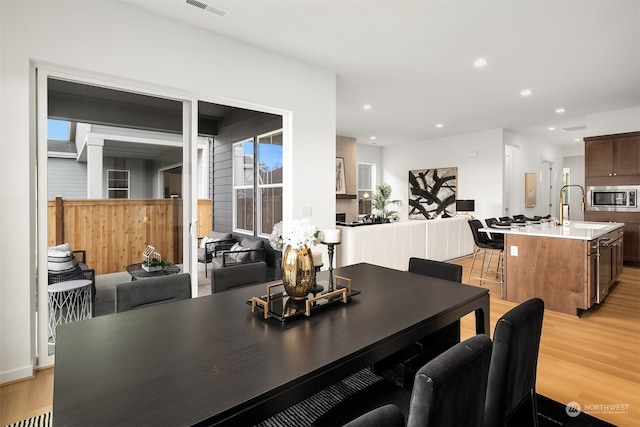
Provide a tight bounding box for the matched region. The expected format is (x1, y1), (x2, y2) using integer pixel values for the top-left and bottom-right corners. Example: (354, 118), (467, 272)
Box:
(186, 0), (228, 17)
(562, 125), (587, 132)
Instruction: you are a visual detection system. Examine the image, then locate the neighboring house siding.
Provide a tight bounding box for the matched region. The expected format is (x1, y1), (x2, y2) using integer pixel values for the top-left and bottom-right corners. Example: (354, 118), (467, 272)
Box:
(47, 157), (88, 199)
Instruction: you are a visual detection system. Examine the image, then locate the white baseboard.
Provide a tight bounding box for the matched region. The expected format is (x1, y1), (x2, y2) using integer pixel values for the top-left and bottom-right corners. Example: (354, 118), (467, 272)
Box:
(0, 363), (35, 385)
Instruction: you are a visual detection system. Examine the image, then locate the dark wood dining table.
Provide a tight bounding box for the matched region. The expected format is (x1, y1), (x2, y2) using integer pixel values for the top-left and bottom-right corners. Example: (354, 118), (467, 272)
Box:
(52, 262), (489, 426)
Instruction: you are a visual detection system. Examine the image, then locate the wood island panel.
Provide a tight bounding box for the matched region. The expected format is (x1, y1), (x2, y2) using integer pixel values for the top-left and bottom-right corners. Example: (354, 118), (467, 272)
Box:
(504, 234), (589, 316)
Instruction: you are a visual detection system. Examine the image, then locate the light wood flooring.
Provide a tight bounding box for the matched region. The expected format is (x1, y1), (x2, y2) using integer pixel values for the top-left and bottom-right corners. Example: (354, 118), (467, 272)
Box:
(1, 257), (638, 426)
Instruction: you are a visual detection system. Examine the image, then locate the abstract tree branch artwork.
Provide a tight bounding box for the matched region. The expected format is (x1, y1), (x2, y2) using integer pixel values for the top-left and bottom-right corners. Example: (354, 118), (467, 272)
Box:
(408, 167), (458, 219)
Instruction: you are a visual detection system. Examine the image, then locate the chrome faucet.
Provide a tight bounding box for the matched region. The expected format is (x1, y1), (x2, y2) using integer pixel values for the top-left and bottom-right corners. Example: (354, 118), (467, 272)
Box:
(559, 184), (585, 225)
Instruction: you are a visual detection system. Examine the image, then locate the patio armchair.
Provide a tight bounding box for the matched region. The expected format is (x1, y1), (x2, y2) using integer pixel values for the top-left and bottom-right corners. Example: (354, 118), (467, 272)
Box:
(211, 237), (265, 268)
(116, 273), (192, 312)
(197, 231), (235, 277)
(210, 236), (268, 293)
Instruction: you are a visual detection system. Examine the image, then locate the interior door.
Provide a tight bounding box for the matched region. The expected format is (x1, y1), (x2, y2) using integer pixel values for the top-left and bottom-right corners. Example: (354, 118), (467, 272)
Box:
(539, 161), (552, 217)
(36, 68), (195, 365)
(504, 146), (514, 217)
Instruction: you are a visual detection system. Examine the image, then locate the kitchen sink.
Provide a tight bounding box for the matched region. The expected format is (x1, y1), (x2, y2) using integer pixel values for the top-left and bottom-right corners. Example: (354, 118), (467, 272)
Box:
(572, 222), (609, 230)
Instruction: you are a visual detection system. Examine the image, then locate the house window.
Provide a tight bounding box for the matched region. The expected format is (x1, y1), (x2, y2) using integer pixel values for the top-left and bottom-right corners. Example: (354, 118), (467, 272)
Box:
(107, 169), (130, 199)
(357, 163), (375, 215)
(257, 130), (283, 236)
(233, 130), (283, 236)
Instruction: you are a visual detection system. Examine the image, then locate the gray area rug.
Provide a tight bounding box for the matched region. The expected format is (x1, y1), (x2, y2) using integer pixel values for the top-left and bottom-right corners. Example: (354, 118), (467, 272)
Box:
(4, 411), (51, 427)
(5, 369), (383, 427)
(257, 368), (384, 427)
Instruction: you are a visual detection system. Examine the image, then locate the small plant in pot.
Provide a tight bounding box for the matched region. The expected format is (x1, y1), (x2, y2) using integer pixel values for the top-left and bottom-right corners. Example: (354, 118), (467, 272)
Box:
(371, 183), (402, 222)
(142, 257), (168, 272)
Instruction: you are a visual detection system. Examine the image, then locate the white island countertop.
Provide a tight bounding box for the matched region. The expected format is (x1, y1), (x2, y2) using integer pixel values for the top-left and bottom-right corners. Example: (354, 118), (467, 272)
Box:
(481, 220), (625, 241)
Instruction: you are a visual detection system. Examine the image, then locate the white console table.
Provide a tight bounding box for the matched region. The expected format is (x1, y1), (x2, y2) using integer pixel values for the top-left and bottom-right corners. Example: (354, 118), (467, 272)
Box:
(336, 217), (473, 271)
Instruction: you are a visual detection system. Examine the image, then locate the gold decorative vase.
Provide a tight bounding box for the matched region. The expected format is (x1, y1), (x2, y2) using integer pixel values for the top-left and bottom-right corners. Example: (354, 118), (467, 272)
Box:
(282, 245), (315, 300)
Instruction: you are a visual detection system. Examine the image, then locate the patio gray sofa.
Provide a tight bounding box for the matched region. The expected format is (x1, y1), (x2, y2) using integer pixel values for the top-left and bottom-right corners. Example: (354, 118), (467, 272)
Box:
(210, 232), (282, 293)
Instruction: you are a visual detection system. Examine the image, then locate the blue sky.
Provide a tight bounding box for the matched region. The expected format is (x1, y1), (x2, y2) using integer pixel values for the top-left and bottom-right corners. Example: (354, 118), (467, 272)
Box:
(48, 119), (69, 140)
(244, 140), (282, 171)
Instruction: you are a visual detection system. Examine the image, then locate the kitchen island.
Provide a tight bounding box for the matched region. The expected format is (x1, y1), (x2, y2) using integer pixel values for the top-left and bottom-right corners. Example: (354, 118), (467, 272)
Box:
(485, 221), (625, 316)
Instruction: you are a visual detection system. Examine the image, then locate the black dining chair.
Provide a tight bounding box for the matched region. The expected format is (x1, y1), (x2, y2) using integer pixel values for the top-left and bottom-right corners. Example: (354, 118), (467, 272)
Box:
(483, 298), (545, 427)
(341, 334), (493, 427)
(115, 273), (192, 312)
(342, 404), (405, 427)
(485, 217), (504, 243)
(407, 257), (463, 282)
(401, 258), (464, 388)
(468, 219), (504, 297)
(372, 258), (464, 384)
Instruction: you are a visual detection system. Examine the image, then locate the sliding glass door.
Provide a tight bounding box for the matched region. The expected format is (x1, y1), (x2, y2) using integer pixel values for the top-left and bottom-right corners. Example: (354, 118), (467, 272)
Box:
(36, 69), (196, 365)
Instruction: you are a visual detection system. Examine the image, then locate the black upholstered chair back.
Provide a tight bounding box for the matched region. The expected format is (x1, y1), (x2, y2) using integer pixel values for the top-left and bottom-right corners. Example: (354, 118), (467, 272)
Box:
(484, 218), (504, 243)
(407, 334), (493, 427)
(469, 219), (491, 246)
(342, 404), (406, 427)
(483, 298), (545, 427)
(116, 273), (192, 313)
(408, 257), (463, 283)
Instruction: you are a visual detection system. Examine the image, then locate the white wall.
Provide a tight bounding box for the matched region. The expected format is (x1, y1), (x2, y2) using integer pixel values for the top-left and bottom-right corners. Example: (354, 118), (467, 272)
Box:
(503, 130), (564, 219)
(586, 107), (640, 137)
(0, 0), (336, 383)
(377, 128), (565, 223)
(381, 129), (504, 222)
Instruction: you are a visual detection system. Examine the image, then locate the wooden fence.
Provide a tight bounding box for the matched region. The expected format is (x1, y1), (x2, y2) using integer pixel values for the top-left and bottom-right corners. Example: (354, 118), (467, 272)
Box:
(48, 197), (213, 275)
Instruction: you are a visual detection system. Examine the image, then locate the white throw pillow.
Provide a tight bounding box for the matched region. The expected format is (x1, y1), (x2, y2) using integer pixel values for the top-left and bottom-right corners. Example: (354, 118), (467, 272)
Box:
(200, 237), (214, 249)
(228, 243), (251, 263)
(47, 244), (78, 272)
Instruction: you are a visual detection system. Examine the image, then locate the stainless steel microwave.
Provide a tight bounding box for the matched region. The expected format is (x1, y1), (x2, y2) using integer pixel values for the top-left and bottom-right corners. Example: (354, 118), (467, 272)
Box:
(587, 186), (639, 211)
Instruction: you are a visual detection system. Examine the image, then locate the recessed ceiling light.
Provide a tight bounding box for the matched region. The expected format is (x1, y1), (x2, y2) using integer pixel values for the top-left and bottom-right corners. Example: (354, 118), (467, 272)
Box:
(474, 58), (488, 68)
(436, 123), (443, 128)
(370, 136), (377, 140)
(363, 104), (372, 110)
(548, 126), (556, 131)
(555, 108), (566, 114)
(521, 89), (532, 96)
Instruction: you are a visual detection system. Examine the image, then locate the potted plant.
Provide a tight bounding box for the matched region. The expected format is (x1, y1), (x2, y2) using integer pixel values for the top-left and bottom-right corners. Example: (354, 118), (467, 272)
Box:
(141, 257), (168, 272)
(371, 183), (402, 221)
(141, 245), (167, 272)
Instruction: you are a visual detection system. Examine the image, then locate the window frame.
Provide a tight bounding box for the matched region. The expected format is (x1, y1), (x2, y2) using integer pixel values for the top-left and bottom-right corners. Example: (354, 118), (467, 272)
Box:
(107, 169), (130, 199)
(232, 129), (283, 237)
(357, 163), (376, 215)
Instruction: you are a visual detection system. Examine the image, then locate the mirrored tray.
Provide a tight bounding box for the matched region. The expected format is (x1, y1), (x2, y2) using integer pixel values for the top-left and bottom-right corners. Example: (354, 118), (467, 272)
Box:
(246, 276), (360, 322)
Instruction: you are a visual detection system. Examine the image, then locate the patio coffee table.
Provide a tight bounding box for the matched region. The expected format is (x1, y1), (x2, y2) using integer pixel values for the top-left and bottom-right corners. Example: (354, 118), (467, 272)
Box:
(125, 262), (181, 281)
